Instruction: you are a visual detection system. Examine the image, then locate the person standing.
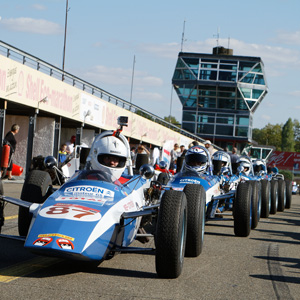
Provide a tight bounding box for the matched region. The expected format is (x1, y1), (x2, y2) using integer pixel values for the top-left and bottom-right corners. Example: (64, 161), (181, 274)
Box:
(204, 140), (214, 156)
(170, 143), (179, 170)
(66, 135), (76, 155)
(1, 124), (20, 180)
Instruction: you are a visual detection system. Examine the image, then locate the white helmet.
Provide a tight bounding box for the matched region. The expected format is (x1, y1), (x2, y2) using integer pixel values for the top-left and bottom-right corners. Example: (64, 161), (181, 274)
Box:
(88, 135), (128, 181)
(184, 146), (208, 174)
(253, 159), (266, 174)
(237, 156), (251, 176)
(212, 151), (231, 175)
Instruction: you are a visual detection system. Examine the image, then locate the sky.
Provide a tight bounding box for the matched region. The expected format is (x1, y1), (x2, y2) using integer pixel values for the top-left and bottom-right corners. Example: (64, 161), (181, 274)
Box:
(0, 0), (300, 129)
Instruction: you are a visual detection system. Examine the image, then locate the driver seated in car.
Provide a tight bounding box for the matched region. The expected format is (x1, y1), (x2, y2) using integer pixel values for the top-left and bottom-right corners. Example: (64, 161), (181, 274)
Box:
(87, 135), (128, 182)
(183, 146), (209, 175)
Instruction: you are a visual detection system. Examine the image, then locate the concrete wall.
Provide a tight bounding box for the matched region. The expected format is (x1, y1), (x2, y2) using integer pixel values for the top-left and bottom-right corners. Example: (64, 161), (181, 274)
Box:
(4, 115), (96, 179)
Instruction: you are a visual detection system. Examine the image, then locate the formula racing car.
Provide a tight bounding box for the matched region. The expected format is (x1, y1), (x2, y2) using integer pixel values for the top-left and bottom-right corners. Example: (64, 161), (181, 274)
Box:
(0, 117), (188, 278)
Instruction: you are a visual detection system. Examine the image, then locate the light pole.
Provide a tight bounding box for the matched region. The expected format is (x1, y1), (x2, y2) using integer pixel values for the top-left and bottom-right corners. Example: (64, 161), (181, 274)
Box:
(130, 55), (136, 103)
(62, 0), (69, 78)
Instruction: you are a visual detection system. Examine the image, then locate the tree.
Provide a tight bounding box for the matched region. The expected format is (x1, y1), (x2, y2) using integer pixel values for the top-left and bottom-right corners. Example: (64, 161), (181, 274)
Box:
(252, 123), (282, 150)
(164, 115), (181, 127)
(282, 118), (295, 151)
(293, 119), (300, 152)
(135, 109), (154, 121)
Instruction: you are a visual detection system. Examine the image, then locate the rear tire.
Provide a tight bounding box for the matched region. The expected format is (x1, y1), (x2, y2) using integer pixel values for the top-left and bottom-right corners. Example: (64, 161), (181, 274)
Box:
(270, 180), (278, 214)
(260, 180), (270, 218)
(157, 173), (169, 185)
(234, 181), (252, 237)
(183, 184), (206, 257)
(285, 180), (292, 209)
(18, 170), (52, 236)
(250, 181), (261, 229)
(155, 190), (187, 279)
(277, 180), (286, 212)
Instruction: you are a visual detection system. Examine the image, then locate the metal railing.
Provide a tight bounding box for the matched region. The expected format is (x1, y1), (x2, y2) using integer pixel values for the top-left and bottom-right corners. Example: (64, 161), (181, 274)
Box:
(0, 40), (210, 144)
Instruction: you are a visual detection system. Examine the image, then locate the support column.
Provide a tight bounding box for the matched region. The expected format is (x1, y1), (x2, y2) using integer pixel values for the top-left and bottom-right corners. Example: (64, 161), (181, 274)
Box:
(0, 101), (7, 160)
(75, 127), (82, 146)
(25, 114), (36, 176)
(53, 117), (61, 159)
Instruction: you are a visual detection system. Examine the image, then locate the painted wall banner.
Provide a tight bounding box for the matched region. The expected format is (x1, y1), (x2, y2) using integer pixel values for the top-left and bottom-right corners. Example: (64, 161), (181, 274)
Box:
(268, 151), (300, 170)
(0, 53), (198, 147)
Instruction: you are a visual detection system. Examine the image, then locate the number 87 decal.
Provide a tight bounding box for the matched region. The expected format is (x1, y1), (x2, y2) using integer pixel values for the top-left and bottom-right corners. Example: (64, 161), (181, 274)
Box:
(39, 203), (102, 222)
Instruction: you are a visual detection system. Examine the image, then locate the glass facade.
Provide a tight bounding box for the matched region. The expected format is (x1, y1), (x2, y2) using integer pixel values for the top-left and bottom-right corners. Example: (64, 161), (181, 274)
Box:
(172, 49), (268, 143)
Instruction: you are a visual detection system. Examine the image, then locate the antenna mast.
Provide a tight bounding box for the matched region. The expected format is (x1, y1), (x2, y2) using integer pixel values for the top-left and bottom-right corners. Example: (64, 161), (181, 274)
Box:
(181, 19), (186, 52)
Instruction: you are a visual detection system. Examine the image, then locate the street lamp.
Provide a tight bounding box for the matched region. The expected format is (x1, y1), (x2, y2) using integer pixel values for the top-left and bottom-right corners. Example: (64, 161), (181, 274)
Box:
(62, 0), (69, 79)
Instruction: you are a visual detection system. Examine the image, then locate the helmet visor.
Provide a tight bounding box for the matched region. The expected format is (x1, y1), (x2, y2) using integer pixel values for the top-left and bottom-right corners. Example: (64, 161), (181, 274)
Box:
(185, 153), (207, 167)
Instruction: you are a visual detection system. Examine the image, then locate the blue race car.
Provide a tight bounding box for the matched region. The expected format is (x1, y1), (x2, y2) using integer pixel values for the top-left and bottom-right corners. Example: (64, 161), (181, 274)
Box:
(166, 147), (258, 237)
(0, 117), (188, 279)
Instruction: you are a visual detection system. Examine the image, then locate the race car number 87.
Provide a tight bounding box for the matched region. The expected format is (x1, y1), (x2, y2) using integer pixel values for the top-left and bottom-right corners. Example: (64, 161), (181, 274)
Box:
(39, 203), (102, 222)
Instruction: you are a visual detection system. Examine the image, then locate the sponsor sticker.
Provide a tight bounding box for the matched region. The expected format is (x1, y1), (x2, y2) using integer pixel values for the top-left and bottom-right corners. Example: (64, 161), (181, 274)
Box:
(33, 237), (53, 246)
(56, 196), (107, 205)
(57, 238), (74, 250)
(179, 178), (200, 184)
(64, 185), (115, 199)
(39, 203), (101, 222)
(38, 233), (75, 241)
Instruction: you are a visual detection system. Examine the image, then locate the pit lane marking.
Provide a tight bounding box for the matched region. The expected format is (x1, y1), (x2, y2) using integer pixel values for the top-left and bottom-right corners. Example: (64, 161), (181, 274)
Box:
(0, 257), (62, 283)
(4, 215), (18, 220)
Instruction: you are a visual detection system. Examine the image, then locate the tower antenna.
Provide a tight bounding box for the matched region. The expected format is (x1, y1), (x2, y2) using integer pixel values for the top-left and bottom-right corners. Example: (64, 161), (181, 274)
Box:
(181, 19), (186, 52)
(213, 27), (220, 54)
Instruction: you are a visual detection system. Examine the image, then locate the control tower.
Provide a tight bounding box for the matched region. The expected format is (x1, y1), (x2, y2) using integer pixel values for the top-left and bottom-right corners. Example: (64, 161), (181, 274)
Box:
(172, 46), (268, 150)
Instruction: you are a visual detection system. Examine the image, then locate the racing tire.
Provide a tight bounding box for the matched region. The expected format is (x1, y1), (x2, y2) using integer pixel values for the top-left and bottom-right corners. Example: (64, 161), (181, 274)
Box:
(18, 170), (52, 236)
(249, 181), (261, 229)
(1, 168), (7, 179)
(270, 180), (278, 214)
(157, 173), (169, 185)
(285, 180), (292, 209)
(183, 184), (206, 257)
(233, 181), (252, 237)
(277, 180), (286, 212)
(260, 180), (270, 218)
(0, 179), (4, 233)
(155, 190), (187, 278)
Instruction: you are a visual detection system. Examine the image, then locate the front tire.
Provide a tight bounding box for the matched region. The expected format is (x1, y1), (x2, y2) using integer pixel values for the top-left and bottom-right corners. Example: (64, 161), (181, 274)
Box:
(234, 181), (252, 237)
(18, 170), (52, 236)
(183, 184), (206, 257)
(155, 190), (187, 278)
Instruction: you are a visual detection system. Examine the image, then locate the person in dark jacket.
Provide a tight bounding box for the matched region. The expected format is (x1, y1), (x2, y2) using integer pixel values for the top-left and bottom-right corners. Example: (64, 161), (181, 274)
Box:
(1, 124), (20, 180)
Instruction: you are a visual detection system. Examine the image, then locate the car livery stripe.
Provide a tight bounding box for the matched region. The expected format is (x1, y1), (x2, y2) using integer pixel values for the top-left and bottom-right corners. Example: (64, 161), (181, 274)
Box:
(82, 187), (144, 252)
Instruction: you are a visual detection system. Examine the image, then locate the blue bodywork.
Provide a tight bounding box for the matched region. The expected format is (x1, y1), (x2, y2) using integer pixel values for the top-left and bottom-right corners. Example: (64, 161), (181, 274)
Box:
(23, 169), (150, 262)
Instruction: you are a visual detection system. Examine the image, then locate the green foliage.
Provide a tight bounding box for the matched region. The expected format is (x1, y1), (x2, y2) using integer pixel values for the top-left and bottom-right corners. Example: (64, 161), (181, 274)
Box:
(163, 115), (181, 127)
(253, 123), (282, 151)
(293, 119), (300, 152)
(279, 169), (293, 180)
(282, 118), (295, 151)
(135, 109), (154, 121)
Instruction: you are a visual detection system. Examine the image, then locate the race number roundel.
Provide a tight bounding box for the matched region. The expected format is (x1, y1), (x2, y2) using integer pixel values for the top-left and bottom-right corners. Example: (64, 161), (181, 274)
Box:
(39, 203), (101, 222)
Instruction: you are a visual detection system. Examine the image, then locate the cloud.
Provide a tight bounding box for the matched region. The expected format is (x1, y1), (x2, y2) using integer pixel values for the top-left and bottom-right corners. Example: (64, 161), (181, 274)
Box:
(83, 65), (163, 87)
(1, 17), (62, 35)
(289, 90), (300, 97)
(261, 114), (271, 121)
(139, 38), (300, 70)
(274, 30), (300, 45)
(32, 4), (47, 11)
